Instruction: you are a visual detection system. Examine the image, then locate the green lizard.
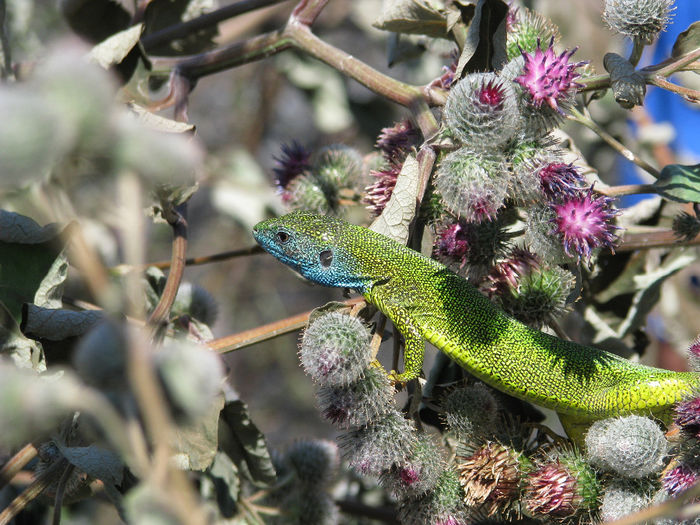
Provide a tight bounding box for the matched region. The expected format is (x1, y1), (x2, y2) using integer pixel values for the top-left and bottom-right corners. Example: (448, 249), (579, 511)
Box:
(253, 210), (699, 436)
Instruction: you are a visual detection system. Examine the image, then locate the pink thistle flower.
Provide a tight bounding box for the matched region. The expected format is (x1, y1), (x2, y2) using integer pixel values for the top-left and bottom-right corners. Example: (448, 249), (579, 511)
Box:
(273, 141), (311, 189)
(525, 462), (579, 517)
(399, 466), (421, 486)
(516, 38), (585, 113)
(435, 221), (471, 266)
(484, 248), (540, 297)
(364, 163), (401, 215)
(538, 162), (584, 198)
(551, 189), (619, 260)
(663, 463), (699, 496)
(478, 79), (506, 107)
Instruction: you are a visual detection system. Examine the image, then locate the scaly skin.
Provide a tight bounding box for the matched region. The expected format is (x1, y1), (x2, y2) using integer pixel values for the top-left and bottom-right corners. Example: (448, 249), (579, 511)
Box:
(253, 211), (698, 425)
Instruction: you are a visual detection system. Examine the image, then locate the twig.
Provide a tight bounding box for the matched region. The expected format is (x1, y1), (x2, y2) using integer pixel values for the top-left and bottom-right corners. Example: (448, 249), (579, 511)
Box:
(208, 297), (364, 353)
(147, 203), (188, 327)
(0, 444), (38, 491)
(628, 37), (645, 67)
(0, 0), (12, 81)
(141, 0), (290, 50)
(115, 245), (263, 271)
(568, 107), (660, 178)
(596, 184), (657, 197)
(617, 228), (700, 252)
(52, 464), (76, 525)
(648, 75), (700, 103)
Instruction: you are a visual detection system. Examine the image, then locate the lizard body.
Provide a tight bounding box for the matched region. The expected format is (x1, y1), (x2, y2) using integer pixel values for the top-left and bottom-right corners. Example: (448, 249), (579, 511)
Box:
(253, 211), (698, 425)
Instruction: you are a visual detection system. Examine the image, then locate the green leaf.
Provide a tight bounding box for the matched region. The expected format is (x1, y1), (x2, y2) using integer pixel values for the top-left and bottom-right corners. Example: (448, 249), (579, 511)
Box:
(55, 443), (125, 486)
(21, 305), (104, 341)
(171, 392), (225, 471)
(218, 386), (276, 487)
(672, 21), (700, 58)
(373, 0), (448, 38)
(0, 211), (68, 323)
(455, 0), (508, 78)
(652, 163), (700, 203)
(207, 452), (240, 518)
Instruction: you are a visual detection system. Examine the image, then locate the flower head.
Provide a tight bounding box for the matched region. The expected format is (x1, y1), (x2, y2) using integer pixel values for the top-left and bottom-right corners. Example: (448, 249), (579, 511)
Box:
(435, 219), (510, 269)
(603, 0), (675, 44)
(674, 397), (700, 437)
(376, 119), (420, 162)
(524, 461), (579, 518)
(663, 463), (699, 496)
(516, 38), (585, 113)
(538, 162), (585, 199)
(364, 163), (401, 215)
(273, 141), (311, 189)
(551, 189), (619, 260)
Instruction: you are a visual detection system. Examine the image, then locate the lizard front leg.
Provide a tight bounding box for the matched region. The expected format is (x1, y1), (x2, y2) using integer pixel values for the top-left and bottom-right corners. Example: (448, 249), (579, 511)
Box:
(384, 305), (425, 384)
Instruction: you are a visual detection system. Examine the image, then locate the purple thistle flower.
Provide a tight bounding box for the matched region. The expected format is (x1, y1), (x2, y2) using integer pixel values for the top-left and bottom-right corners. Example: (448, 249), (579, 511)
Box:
(516, 38), (586, 113)
(525, 462), (579, 517)
(435, 221), (471, 267)
(551, 189), (619, 260)
(663, 463), (699, 496)
(376, 119), (421, 162)
(364, 163), (401, 215)
(478, 79), (506, 108)
(674, 397), (700, 436)
(273, 141), (311, 189)
(429, 59), (458, 91)
(538, 162), (585, 199)
(399, 466), (421, 486)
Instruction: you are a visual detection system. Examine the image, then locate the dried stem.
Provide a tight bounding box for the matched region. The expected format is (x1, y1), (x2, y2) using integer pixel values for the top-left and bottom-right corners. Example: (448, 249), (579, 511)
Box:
(596, 184), (657, 197)
(0, 444), (38, 491)
(617, 228), (700, 252)
(147, 203), (188, 327)
(568, 107), (660, 178)
(648, 75), (700, 103)
(0, 459), (68, 525)
(209, 296), (364, 353)
(52, 464), (76, 525)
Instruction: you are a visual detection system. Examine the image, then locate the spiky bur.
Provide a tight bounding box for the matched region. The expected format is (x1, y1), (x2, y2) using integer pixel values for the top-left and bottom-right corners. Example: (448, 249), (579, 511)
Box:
(443, 72), (521, 150)
(443, 384), (500, 442)
(397, 467), (470, 525)
(486, 256), (575, 329)
(603, 0), (675, 44)
(458, 442), (530, 517)
(338, 411), (417, 476)
(273, 141), (311, 189)
(516, 38), (585, 114)
(434, 218), (511, 270)
(380, 434), (445, 499)
(673, 212), (700, 242)
(687, 338), (700, 373)
(585, 415), (668, 478)
(435, 149), (509, 223)
(506, 6), (559, 60)
(285, 144), (363, 214)
(551, 189), (620, 261)
(524, 204), (572, 263)
(299, 312), (372, 386)
(523, 451), (600, 520)
(365, 120), (422, 215)
(272, 491), (339, 525)
(505, 136), (571, 204)
(598, 479), (654, 522)
(316, 365), (395, 429)
(284, 439), (340, 487)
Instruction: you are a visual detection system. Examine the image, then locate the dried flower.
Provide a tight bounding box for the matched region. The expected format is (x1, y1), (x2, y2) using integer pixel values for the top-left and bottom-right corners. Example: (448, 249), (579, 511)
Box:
(458, 442), (527, 516)
(674, 397), (700, 437)
(516, 38), (585, 114)
(551, 189), (620, 261)
(365, 162), (401, 215)
(375, 119), (421, 162)
(434, 219), (510, 269)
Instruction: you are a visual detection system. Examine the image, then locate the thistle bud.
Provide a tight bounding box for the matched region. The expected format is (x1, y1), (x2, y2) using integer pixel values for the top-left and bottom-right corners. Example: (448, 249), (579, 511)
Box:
(443, 384), (500, 440)
(381, 434), (444, 498)
(506, 6), (559, 60)
(273, 141), (311, 189)
(299, 312), (372, 386)
(434, 219), (510, 269)
(585, 415), (668, 478)
(603, 0), (675, 44)
(285, 439), (339, 487)
(435, 149), (508, 223)
(599, 479), (654, 522)
(444, 73), (520, 150)
(397, 468), (469, 525)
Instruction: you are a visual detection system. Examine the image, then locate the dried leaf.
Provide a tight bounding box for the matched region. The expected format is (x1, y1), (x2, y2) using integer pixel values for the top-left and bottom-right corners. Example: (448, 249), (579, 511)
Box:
(370, 152), (420, 243)
(171, 393), (225, 471)
(672, 21), (700, 58)
(373, 0), (448, 38)
(89, 24), (144, 69)
(455, 0), (508, 77)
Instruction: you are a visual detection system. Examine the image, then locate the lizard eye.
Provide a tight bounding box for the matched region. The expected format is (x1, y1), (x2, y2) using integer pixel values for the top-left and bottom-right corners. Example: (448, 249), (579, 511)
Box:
(275, 231), (290, 244)
(319, 249), (333, 268)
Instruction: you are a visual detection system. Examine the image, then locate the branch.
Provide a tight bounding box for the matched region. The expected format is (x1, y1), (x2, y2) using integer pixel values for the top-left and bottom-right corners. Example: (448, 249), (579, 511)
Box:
(617, 228), (700, 252)
(209, 297), (364, 353)
(0, 444), (38, 491)
(141, 0), (290, 50)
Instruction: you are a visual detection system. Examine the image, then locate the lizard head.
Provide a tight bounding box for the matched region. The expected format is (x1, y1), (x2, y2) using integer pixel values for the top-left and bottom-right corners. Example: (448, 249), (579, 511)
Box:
(253, 211), (367, 289)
